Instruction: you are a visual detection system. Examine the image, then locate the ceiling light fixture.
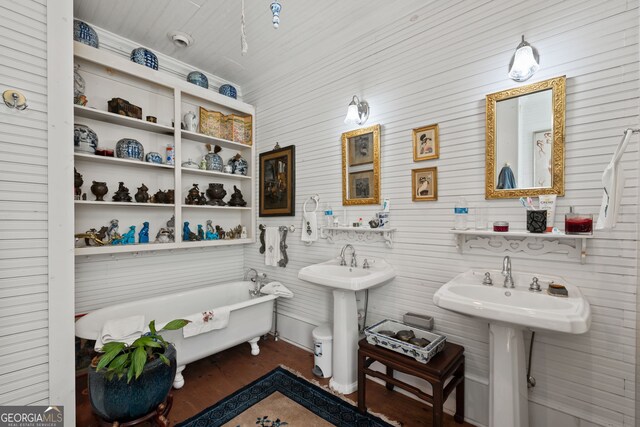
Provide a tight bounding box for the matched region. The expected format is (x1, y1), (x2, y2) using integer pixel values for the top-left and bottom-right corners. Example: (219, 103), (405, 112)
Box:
(344, 95), (369, 126)
(508, 35), (540, 82)
(167, 31), (194, 48)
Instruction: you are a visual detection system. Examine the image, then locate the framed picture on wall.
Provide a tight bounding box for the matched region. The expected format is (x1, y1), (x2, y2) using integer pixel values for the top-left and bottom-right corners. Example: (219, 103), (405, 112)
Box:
(412, 123), (439, 161)
(259, 144), (296, 216)
(348, 132), (375, 166)
(412, 167), (438, 201)
(348, 170), (375, 200)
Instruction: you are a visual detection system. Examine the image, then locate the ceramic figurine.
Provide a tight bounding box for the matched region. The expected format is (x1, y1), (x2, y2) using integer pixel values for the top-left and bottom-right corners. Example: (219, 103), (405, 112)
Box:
(369, 218), (380, 228)
(219, 84), (237, 99)
(112, 182), (132, 202)
(215, 225), (225, 240)
(205, 144), (224, 172)
(73, 19), (99, 48)
(155, 228), (172, 243)
(152, 189), (167, 204)
(135, 184), (150, 203)
(107, 219), (120, 241)
(228, 153), (248, 176)
(166, 189), (175, 204)
(205, 220), (216, 240)
(130, 47), (159, 70)
(139, 221), (149, 244)
(74, 168), (84, 200)
(197, 225), (205, 241)
(90, 181), (108, 201)
(199, 157), (207, 170)
(74, 124), (98, 154)
(227, 185), (247, 207)
(183, 222), (194, 241)
(116, 138), (144, 161)
(241, 226), (247, 239)
(184, 111), (198, 132)
(80, 226), (109, 246)
(185, 184), (201, 205)
(113, 226), (136, 245)
(206, 183), (227, 206)
(74, 64), (87, 106)
(167, 215), (175, 230)
(187, 71), (208, 89)
(145, 152), (163, 164)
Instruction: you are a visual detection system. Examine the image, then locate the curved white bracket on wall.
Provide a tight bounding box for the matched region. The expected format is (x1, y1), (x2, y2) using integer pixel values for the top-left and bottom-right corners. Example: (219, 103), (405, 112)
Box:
(450, 229), (592, 264)
(320, 226), (396, 248)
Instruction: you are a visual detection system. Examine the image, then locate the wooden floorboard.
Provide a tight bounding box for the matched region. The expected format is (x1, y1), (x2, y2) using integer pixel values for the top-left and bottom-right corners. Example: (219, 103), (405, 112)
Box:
(76, 336), (474, 426)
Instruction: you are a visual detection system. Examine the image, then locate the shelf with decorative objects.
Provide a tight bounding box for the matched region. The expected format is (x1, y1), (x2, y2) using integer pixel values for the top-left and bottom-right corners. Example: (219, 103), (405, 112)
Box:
(450, 229), (594, 264)
(320, 226), (397, 248)
(73, 41), (256, 256)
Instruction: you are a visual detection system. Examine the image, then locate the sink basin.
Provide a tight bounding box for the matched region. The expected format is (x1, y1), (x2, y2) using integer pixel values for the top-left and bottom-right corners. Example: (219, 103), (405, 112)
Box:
(298, 257), (395, 291)
(433, 269), (591, 333)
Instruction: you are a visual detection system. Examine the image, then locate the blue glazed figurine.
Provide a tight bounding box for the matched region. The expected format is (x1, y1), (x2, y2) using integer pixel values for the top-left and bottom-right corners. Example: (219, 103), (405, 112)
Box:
(205, 220), (216, 240)
(116, 138), (144, 161)
(218, 84), (237, 99)
(130, 47), (159, 70)
(183, 222), (191, 242)
(113, 226), (136, 245)
(73, 19), (99, 48)
(197, 225), (204, 241)
(139, 222), (149, 244)
(74, 124), (98, 154)
(187, 71), (208, 89)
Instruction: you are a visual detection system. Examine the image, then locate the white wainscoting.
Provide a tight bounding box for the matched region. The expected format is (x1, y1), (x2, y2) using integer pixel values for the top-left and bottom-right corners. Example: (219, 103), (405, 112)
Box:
(244, 1), (639, 426)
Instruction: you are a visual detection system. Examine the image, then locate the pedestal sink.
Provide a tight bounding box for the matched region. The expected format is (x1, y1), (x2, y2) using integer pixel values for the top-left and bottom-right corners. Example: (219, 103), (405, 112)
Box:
(433, 269), (591, 427)
(298, 256), (396, 393)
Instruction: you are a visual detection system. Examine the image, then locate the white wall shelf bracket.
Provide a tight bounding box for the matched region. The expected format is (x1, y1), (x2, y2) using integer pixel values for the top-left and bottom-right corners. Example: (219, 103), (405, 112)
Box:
(451, 230), (591, 264)
(320, 226), (396, 248)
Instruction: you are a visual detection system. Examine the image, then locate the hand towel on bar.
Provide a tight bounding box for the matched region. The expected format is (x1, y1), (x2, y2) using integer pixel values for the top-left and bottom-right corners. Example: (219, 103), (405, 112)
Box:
(596, 129), (633, 230)
(260, 281), (294, 299)
(182, 306), (231, 338)
(95, 315), (146, 351)
(264, 227), (281, 266)
(301, 211), (318, 242)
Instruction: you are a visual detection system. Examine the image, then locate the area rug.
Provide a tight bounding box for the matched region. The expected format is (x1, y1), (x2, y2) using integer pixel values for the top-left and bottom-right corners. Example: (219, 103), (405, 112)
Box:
(175, 366), (397, 427)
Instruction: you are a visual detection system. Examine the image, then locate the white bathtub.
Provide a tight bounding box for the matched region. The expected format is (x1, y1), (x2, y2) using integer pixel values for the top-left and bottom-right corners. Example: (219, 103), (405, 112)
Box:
(75, 281), (277, 388)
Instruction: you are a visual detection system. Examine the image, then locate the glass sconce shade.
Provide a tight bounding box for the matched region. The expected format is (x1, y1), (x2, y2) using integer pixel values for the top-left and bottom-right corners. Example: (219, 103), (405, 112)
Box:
(344, 95), (369, 125)
(508, 35), (540, 82)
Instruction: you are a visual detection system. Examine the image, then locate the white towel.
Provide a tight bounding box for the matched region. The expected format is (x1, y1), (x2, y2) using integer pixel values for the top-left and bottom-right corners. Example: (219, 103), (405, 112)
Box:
(301, 211), (318, 242)
(264, 227), (281, 266)
(260, 281), (294, 299)
(182, 306), (231, 338)
(95, 315), (146, 351)
(596, 129), (633, 230)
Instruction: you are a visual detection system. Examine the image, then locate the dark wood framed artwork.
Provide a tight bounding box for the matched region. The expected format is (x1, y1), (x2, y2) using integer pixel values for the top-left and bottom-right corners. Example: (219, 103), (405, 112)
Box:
(259, 145), (296, 216)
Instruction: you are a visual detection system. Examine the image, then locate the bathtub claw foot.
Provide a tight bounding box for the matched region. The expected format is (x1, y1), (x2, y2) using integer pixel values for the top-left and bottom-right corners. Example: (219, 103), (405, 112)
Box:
(249, 337), (260, 356)
(173, 365), (186, 389)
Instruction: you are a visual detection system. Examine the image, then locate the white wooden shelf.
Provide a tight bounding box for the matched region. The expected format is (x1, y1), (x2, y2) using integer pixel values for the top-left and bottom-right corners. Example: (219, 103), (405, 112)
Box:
(75, 200), (175, 208)
(74, 153), (175, 170)
(450, 229), (593, 264)
(75, 238), (253, 256)
(74, 105), (175, 135)
(181, 204), (252, 211)
(320, 226), (397, 248)
(181, 130), (251, 151)
(181, 167), (251, 179)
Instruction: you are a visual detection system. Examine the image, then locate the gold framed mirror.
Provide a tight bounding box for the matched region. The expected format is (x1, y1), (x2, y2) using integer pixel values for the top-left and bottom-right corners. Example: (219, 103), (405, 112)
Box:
(485, 75), (566, 199)
(342, 124), (381, 205)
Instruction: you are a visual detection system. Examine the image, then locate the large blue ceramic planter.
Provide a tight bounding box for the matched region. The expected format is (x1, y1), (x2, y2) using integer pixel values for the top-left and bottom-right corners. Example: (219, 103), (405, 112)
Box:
(73, 20), (99, 48)
(88, 344), (176, 422)
(218, 84), (237, 99)
(187, 71), (208, 89)
(130, 48), (159, 70)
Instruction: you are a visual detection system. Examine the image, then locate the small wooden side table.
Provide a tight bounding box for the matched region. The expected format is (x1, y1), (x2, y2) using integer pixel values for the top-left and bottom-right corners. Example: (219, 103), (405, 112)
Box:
(358, 338), (465, 426)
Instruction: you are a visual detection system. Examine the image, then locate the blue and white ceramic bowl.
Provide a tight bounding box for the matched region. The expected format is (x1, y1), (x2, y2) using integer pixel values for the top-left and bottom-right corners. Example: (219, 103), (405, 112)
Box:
(130, 48), (159, 70)
(187, 71), (209, 89)
(145, 152), (163, 164)
(73, 20), (99, 48)
(74, 124), (98, 154)
(116, 138), (144, 161)
(218, 84), (237, 99)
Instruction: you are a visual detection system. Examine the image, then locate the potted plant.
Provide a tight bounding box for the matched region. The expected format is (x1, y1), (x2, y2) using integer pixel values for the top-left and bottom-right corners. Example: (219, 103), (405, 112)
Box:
(88, 319), (189, 423)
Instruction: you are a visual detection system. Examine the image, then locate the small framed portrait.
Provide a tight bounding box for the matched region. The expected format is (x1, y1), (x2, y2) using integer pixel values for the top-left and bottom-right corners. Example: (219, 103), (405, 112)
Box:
(349, 171), (374, 200)
(412, 167), (438, 201)
(259, 145), (296, 216)
(412, 123), (439, 161)
(348, 133), (374, 166)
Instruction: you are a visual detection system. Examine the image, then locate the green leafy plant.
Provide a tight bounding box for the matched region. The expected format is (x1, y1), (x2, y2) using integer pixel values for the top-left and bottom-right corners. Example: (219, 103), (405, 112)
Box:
(94, 319), (190, 383)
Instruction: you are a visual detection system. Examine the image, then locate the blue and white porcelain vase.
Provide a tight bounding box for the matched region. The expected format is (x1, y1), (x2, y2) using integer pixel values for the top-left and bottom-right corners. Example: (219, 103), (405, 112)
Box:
(116, 138), (144, 161)
(205, 152), (223, 172)
(73, 20), (99, 48)
(145, 152), (163, 164)
(130, 48), (159, 70)
(218, 84), (237, 99)
(74, 124), (98, 154)
(187, 71), (208, 89)
(228, 154), (248, 176)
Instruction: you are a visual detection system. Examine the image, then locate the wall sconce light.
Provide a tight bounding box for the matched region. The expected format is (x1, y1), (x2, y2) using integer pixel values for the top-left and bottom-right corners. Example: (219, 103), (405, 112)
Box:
(344, 95), (369, 125)
(508, 35), (540, 82)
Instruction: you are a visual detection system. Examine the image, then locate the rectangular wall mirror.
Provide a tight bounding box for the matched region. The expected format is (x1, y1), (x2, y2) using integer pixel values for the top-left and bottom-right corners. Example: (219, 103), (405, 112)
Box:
(485, 76), (566, 199)
(342, 124), (381, 205)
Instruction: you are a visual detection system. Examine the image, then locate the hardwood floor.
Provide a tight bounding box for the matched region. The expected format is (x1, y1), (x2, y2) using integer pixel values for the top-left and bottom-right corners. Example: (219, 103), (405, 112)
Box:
(76, 336), (474, 426)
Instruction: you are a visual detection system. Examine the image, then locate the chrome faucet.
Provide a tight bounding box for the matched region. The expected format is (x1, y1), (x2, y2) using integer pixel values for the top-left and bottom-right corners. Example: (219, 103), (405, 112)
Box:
(340, 244), (357, 268)
(502, 256), (515, 288)
(244, 268), (258, 282)
(245, 268), (267, 296)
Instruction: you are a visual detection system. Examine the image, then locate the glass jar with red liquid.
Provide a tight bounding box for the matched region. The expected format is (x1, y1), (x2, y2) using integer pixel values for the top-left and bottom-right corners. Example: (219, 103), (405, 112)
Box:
(565, 207), (593, 235)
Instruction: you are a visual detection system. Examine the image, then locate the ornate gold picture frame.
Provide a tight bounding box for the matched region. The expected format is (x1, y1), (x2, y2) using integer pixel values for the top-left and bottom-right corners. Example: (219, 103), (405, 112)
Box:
(342, 124), (381, 205)
(412, 167), (438, 201)
(412, 123), (439, 161)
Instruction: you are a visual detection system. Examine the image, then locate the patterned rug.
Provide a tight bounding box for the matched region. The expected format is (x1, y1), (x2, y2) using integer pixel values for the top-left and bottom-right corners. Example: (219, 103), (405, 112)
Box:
(176, 367), (396, 427)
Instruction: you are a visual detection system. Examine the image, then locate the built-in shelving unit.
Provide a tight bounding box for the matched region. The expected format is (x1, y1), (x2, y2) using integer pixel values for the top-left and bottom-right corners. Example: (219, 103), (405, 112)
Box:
(320, 226), (397, 248)
(73, 41), (256, 256)
(450, 229), (593, 264)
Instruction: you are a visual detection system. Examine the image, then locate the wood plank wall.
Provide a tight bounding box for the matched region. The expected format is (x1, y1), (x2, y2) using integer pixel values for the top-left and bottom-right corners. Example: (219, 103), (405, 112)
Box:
(0, 0), (50, 406)
(243, 1), (639, 425)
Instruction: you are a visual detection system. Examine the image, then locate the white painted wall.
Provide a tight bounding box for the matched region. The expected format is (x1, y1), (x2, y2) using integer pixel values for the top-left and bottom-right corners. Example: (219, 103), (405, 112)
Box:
(244, 1), (639, 426)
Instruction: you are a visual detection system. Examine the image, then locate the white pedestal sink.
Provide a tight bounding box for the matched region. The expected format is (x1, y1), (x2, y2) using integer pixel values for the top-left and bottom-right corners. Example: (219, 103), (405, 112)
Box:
(298, 257), (395, 393)
(434, 269), (591, 427)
